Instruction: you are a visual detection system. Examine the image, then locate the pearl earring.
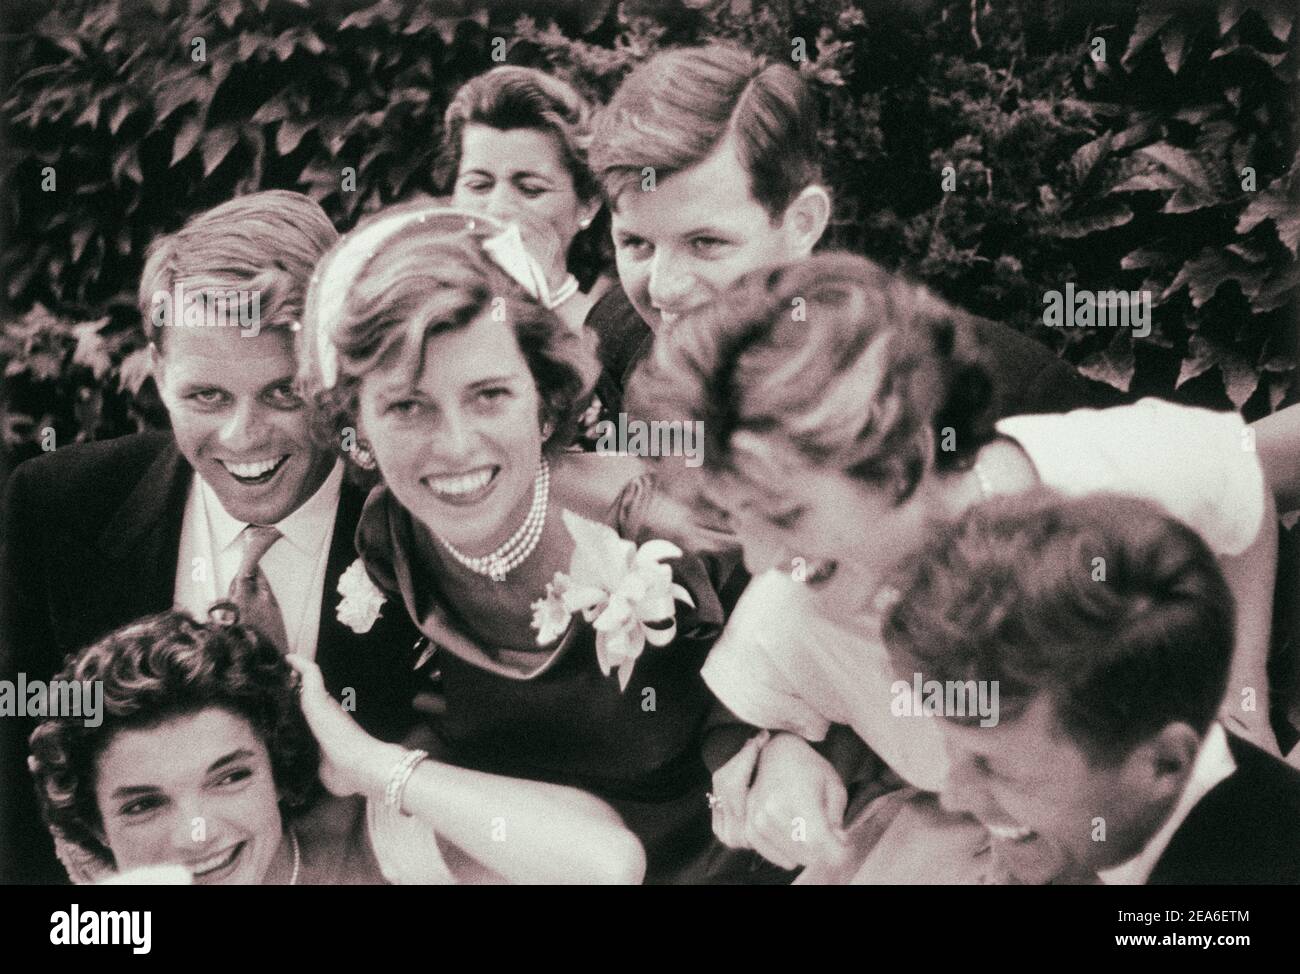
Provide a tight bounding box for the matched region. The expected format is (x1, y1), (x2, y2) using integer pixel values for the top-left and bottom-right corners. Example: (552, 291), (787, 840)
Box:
(351, 440), (377, 470)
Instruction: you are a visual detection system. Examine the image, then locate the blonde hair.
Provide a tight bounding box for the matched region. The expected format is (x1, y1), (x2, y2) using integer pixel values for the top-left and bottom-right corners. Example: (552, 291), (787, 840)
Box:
(301, 203), (597, 465)
(628, 253), (995, 504)
(137, 190), (338, 347)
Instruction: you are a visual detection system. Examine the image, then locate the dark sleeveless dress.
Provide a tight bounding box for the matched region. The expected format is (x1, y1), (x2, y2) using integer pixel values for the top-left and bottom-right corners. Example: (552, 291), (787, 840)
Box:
(355, 469), (775, 884)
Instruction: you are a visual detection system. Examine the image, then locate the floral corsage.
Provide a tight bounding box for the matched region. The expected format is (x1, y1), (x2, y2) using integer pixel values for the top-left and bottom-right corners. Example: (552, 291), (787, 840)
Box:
(530, 510), (695, 691)
(336, 558), (387, 634)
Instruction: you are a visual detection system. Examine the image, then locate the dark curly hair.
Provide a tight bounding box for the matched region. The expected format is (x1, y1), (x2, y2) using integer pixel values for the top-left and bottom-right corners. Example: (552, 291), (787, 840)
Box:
(303, 202), (600, 466)
(626, 252), (995, 506)
(27, 610), (320, 872)
(881, 490), (1235, 767)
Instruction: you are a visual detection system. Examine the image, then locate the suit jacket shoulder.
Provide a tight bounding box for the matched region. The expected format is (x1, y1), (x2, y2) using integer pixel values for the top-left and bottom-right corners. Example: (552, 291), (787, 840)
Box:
(6, 430), (182, 542)
(964, 317), (1098, 418)
(585, 284), (652, 417)
(1150, 733), (1300, 884)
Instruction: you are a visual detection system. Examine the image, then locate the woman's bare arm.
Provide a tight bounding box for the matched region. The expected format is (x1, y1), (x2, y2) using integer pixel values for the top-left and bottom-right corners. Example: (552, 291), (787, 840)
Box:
(287, 655), (646, 885)
(1251, 403), (1300, 515)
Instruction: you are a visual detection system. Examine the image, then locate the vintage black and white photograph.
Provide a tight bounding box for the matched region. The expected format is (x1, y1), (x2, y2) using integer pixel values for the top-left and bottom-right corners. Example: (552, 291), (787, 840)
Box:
(0, 0), (1297, 925)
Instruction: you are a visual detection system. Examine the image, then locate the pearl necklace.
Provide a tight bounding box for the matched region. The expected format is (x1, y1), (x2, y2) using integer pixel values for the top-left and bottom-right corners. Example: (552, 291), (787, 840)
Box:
(438, 459), (550, 582)
(288, 827), (301, 886)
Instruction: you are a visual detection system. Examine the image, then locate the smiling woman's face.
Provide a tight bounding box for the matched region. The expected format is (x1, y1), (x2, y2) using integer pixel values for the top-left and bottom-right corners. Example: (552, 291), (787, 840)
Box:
(707, 434), (938, 626)
(357, 312), (545, 557)
(94, 707), (284, 885)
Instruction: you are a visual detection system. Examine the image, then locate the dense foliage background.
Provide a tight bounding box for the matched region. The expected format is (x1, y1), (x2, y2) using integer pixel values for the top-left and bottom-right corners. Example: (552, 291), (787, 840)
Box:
(1, 0), (1297, 473)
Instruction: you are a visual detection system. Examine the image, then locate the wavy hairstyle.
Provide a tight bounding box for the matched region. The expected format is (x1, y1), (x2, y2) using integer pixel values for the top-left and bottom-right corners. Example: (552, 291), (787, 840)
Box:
(881, 490), (1235, 766)
(437, 66), (608, 285)
(301, 203), (598, 464)
(626, 252), (995, 506)
(589, 42), (823, 220)
(438, 66), (598, 201)
(27, 610), (320, 872)
(137, 189), (338, 349)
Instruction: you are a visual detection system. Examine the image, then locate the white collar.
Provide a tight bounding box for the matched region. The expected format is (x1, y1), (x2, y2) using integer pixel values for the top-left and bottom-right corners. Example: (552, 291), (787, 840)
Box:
(1098, 722), (1237, 885)
(198, 462), (343, 555)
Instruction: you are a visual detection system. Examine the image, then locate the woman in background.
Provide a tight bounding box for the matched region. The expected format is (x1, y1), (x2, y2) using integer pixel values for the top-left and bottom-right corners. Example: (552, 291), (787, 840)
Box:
(440, 65), (607, 335)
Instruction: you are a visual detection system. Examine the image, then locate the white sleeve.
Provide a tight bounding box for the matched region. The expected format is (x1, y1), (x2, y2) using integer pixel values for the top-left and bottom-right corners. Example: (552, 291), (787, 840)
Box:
(366, 798), (455, 885)
(997, 398), (1266, 556)
(701, 570), (832, 742)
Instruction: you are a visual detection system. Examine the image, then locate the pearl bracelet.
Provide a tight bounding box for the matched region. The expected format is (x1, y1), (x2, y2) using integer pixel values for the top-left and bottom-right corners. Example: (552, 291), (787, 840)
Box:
(384, 748), (428, 817)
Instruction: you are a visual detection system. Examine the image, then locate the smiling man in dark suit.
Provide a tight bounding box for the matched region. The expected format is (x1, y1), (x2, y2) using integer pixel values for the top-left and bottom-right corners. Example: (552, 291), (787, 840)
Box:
(0, 191), (422, 883)
(883, 491), (1300, 884)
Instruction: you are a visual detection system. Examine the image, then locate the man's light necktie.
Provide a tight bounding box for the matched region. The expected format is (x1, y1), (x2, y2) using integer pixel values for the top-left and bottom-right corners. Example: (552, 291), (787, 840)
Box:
(227, 524), (289, 654)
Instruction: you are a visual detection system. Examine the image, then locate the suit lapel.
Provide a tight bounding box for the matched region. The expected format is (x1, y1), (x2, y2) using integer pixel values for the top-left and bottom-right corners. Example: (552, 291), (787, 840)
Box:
(314, 477), (426, 742)
(315, 477), (367, 677)
(96, 438), (191, 621)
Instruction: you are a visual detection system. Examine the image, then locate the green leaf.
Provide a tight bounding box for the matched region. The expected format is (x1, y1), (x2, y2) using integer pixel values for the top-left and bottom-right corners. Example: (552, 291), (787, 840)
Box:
(1122, 10), (1174, 68)
(71, 317), (112, 378)
(1160, 20), (1188, 74)
(171, 113), (203, 165)
(1163, 248), (1266, 307)
(276, 117), (313, 155)
(1177, 334), (1221, 388)
(1120, 247), (1173, 271)
(1069, 134), (1112, 189)
(1223, 355), (1261, 408)
(117, 347), (153, 395)
(108, 96), (134, 134)
(70, 226), (93, 263)
(153, 74), (213, 126)
(1078, 331), (1136, 392)
(1161, 185), (1220, 214)
(218, 0), (241, 29)
(201, 125), (239, 176)
(1236, 184), (1300, 256)
(1051, 201), (1134, 239)
(1136, 143), (1213, 192)
(1218, 0), (1246, 36)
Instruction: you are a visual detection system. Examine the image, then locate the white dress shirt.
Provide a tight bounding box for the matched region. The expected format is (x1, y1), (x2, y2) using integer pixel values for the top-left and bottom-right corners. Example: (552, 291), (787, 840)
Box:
(174, 463), (343, 660)
(1098, 722), (1237, 885)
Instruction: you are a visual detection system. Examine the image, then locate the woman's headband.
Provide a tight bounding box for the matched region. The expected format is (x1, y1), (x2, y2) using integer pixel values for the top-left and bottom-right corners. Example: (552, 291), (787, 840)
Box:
(301, 205), (556, 389)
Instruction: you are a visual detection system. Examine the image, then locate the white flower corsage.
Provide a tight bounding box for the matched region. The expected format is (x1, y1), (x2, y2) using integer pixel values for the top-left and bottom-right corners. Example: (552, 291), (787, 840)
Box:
(530, 510), (695, 691)
(336, 558), (387, 634)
